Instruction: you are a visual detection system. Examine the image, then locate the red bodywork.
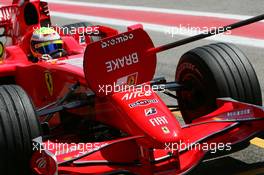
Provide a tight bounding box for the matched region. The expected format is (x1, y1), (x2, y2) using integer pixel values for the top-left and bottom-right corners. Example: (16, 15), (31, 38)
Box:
(0, 1), (263, 175)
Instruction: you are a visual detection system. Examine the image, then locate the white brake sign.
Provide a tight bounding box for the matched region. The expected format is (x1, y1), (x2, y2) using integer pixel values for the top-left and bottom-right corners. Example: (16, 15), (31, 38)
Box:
(105, 52), (139, 73)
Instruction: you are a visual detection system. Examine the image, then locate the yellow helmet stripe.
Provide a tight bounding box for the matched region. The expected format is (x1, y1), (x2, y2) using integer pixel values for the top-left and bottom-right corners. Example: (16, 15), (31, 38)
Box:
(35, 40), (63, 48)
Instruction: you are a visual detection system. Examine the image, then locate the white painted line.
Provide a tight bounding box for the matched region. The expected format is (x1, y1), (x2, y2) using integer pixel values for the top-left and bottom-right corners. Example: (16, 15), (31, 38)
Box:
(52, 12), (264, 48)
(45, 0), (263, 22)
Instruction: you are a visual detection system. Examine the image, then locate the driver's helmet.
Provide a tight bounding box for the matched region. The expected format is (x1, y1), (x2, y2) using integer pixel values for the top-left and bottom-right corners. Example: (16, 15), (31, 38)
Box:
(30, 27), (64, 60)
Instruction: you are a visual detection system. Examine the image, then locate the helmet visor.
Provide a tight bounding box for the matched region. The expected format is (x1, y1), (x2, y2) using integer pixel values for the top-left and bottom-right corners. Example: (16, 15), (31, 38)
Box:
(34, 40), (63, 55)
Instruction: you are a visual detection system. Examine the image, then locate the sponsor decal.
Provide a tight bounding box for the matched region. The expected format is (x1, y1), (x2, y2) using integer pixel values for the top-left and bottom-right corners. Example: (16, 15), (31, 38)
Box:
(129, 99), (158, 108)
(36, 157), (47, 169)
(127, 73), (137, 85)
(101, 33), (134, 49)
(122, 90), (152, 101)
(149, 116), (168, 126)
(161, 126), (170, 134)
(79, 34), (86, 45)
(144, 107), (157, 116)
(213, 108), (254, 121)
(44, 71), (53, 96)
(176, 62), (202, 79)
(105, 52), (139, 73)
(226, 108), (251, 117)
(117, 72), (138, 86)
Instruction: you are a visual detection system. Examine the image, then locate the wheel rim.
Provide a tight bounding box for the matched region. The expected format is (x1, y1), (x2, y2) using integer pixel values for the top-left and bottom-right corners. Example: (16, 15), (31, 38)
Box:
(177, 70), (217, 123)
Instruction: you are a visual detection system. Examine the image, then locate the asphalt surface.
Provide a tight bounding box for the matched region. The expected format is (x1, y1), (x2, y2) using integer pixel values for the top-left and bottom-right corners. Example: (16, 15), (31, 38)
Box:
(50, 0), (264, 174)
(54, 0), (264, 16)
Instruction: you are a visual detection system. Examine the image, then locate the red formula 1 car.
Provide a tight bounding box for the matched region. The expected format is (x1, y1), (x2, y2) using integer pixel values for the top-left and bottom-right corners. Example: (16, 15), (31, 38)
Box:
(0, 1), (264, 175)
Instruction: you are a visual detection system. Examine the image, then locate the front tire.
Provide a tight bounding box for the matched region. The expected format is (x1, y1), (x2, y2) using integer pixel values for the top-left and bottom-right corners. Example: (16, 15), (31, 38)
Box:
(0, 85), (41, 175)
(175, 43), (262, 123)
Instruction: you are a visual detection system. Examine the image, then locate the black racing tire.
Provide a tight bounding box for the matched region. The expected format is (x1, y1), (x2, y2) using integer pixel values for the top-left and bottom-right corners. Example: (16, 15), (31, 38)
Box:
(175, 43), (262, 123)
(0, 85), (41, 175)
(62, 22), (101, 42)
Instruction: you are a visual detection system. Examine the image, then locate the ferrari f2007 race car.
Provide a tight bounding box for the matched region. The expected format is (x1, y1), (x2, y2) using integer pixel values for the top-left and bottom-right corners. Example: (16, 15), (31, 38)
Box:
(0, 0), (264, 175)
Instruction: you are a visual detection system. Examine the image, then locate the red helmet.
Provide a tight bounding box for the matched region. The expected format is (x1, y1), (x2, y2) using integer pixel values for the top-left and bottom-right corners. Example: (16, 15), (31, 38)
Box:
(30, 27), (64, 60)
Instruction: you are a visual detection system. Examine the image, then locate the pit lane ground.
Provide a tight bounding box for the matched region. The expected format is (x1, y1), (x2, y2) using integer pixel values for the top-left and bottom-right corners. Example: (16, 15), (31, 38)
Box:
(48, 0), (264, 174)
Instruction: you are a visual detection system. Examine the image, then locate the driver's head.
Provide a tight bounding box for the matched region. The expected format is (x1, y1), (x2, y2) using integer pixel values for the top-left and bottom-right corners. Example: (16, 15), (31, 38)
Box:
(30, 27), (64, 60)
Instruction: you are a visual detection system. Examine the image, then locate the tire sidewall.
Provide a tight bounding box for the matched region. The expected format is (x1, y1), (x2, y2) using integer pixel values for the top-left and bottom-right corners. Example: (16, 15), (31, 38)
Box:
(176, 53), (218, 123)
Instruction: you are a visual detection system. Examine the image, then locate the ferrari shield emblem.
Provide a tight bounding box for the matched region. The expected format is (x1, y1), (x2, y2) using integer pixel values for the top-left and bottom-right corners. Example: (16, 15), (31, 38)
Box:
(161, 126), (170, 134)
(127, 73), (138, 85)
(44, 71), (53, 96)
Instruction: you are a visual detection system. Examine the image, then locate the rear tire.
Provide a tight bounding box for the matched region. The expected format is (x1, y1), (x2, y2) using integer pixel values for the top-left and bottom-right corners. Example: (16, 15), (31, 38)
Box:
(175, 43), (262, 123)
(0, 85), (41, 175)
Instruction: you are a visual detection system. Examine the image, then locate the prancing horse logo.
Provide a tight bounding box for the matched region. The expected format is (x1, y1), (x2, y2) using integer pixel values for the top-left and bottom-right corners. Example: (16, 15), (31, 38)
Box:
(44, 71), (53, 96)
